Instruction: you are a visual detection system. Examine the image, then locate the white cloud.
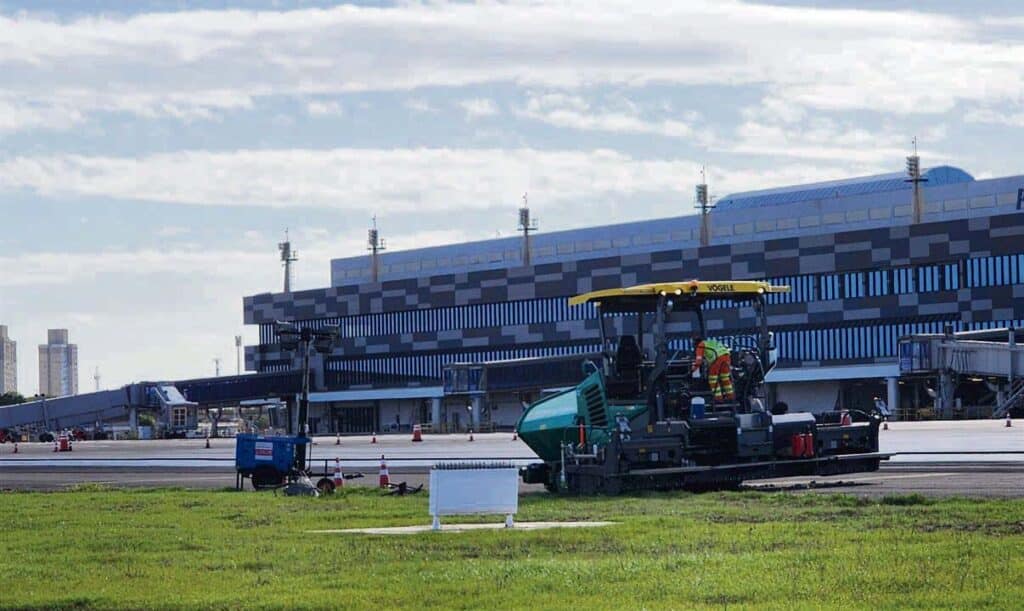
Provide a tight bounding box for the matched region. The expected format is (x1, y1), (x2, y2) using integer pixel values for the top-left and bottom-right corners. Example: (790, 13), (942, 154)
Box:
(459, 98), (499, 119)
(0, 146), (888, 225)
(156, 225), (190, 237)
(0, 147), (703, 211)
(0, 2), (1022, 133)
(964, 106), (1024, 127)
(404, 98), (436, 113)
(518, 92), (695, 139)
(305, 99), (344, 117)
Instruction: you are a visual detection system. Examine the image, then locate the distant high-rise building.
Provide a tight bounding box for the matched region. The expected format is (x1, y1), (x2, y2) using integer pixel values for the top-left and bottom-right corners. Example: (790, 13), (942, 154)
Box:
(0, 325), (16, 394)
(38, 329), (77, 398)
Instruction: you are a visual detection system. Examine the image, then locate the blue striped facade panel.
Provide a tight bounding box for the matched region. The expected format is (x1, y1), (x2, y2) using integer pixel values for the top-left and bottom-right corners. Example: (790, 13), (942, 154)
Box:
(245, 211), (1024, 386)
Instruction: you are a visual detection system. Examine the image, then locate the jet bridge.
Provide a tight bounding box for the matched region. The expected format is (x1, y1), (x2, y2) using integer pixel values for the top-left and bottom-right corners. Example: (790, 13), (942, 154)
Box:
(899, 327), (1024, 419)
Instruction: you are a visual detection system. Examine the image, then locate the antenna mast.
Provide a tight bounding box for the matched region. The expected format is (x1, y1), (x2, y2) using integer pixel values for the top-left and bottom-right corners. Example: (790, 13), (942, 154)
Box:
(234, 335), (243, 376)
(213, 357), (221, 377)
(906, 137), (928, 224)
(93, 367), (100, 392)
(517, 193), (539, 266)
(278, 229), (298, 293)
(368, 216), (387, 283)
(695, 167), (714, 247)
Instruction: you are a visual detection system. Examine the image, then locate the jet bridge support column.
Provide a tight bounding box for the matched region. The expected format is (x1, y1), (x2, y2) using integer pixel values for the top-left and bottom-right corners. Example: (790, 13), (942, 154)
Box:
(886, 377), (899, 421)
(430, 398), (442, 429)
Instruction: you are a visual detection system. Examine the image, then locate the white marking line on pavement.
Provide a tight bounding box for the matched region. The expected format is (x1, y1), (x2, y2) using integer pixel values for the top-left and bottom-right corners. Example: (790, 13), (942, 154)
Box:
(762, 472), (955, 486)
(60, 475), (231, 486)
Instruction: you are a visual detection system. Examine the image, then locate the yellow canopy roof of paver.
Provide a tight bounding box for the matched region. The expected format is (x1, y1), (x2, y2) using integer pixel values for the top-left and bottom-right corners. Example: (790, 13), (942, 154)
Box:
(568, 280), (790, 306)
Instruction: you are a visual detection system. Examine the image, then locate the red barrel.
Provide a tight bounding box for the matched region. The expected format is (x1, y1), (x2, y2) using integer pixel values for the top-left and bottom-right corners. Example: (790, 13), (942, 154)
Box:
(791, 434), (805, 458)
(802, 433), (815, 458)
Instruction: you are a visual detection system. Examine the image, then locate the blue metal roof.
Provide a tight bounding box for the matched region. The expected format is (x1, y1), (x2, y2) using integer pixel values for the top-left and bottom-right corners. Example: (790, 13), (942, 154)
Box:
(715, 165), (974, 211)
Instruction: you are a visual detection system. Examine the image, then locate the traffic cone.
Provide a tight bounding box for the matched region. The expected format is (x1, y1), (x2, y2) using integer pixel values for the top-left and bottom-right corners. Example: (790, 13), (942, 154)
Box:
(205, 436), (211, 449)
(378, 454), (390, 488)
(335, 433), (341, 446)
(371, 432), (377, 444)
(512, 430), (518, 441)
(882, 418), (888, 431)
(12, 442), (17, 454)
(411, 424), (422, 442)
(1007, 412), (1012, 428)
(53, 439), (58, 452)
(468, 429), (474, 442)
(333, 458), (344, 489)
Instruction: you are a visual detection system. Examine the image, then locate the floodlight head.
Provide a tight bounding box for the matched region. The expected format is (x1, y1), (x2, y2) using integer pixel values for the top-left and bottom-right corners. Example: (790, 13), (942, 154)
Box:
(275, 321), (300, 351)
(312, 325), (339, 354)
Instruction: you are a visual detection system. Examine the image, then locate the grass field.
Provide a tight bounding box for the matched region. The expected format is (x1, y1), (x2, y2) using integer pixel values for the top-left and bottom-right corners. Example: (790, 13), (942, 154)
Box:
(2, 487), (1024, 610)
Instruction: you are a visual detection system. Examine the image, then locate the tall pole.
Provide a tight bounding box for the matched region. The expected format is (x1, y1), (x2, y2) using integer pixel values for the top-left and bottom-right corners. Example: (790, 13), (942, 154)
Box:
(518, 193), (538, 266)
(368, 216), (386, 283)
(295, 329), (312, 473)
(213, 358), (221, 377)
(696, 168), (713, 247)
(906, 139), (928, 224)
(279, 229), (298, 293)
(234, 335), (242, 375)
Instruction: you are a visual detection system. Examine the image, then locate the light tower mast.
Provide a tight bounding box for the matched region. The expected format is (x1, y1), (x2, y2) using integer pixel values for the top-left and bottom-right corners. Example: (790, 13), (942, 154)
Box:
(906, 138), (928, 224)
(695, 167), (714, 247)
(278, 230), (298, 293)
(368, 216), (386, 283)
(234, 335), (242, 375)
(518, 193), (539, 266)
(93, 367), (100, 392)
(213, 357), (221, 377)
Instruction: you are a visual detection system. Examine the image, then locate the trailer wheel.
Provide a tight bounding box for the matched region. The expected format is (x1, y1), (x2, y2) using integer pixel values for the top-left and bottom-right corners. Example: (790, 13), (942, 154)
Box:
(316, 478), (336, 495)
(250, 466), (285, 490)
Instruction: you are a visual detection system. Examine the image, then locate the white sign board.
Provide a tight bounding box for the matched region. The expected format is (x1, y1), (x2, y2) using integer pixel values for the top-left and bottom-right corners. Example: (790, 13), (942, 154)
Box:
(429, 466), (519, 530)
(254, 441), (274, 461)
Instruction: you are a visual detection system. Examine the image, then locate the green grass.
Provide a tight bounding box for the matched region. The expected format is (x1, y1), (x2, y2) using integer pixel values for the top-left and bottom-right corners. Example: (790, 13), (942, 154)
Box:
(2, 487), (1024, 610)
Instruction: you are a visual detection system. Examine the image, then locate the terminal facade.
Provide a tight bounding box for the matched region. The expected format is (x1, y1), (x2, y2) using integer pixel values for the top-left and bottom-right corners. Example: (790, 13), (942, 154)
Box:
(244, 164), (1024, 433)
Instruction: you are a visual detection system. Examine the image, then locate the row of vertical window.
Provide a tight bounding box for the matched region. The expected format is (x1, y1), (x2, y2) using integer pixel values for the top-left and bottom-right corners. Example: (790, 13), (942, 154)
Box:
(259, 253), (1024, 345)
(767, 254), (1023, 304)
(325, 343), (599, 385)
(288, 316), (1024, 384)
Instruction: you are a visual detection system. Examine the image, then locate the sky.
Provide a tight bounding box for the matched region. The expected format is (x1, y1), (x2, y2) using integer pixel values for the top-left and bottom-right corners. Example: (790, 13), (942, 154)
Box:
(2, 0), (1024, 395)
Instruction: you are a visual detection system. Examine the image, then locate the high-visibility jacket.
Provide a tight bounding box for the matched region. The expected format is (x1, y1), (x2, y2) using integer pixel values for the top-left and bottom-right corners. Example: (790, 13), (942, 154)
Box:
(695, 338), (729, 365)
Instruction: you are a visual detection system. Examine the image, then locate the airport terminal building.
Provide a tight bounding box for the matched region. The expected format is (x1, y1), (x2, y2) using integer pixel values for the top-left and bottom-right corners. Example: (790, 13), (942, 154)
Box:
(243, 164), (1024, 434)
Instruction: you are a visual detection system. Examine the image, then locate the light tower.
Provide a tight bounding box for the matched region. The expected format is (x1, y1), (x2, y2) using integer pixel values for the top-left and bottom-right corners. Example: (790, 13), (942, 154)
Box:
(278, 230), (298, 293)
(695, 168), (714, 247)
(906, 138), (928, 224)
(234, 335), (242, 375)
(213, 357), (221, 377)
(518, 193), (539, 266)
(368, 216), (386, 283)
(93, 367), (100, 392)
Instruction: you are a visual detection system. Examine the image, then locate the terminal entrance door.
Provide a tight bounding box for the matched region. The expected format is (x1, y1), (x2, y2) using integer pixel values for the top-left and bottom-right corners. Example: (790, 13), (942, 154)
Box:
(333, 404), (377, 433)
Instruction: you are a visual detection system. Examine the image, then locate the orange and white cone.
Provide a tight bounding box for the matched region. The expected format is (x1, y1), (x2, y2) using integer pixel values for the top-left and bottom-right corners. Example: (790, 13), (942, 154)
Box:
(53, 439), (58, 452)
(378, 454), (390, 488)
(333, 458), (344, 489)
(512, 430), (518, 441)
(13, 442), (18, 454)
(371, 432), (377, 444)
(882, 418), (888, 431)
(205, 436), (211, 449)
(411, 424), (422, 442)
(468, 429), (474, 442)
(1007, 412), (1013, 428)
(335, 433), (341, 446)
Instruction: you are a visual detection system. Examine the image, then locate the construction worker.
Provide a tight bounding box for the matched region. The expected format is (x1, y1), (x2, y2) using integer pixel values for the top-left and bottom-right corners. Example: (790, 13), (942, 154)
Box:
(691, 334), (735, 403)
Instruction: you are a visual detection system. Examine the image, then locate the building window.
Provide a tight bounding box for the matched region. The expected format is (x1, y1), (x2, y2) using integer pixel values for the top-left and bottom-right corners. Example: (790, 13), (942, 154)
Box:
(892, 267), (914, 294)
